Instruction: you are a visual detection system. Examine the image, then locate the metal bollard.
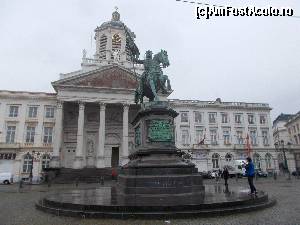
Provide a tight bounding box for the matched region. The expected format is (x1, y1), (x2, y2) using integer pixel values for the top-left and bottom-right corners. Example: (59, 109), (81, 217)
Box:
(273, 172), (277, 180)
(47, 179), (52, 188)
(18, 179), (23, 192)
(100, 176), (104, 185)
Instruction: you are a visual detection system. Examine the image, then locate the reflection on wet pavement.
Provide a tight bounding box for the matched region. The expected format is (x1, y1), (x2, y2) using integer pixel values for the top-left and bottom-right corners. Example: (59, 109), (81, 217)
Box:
(46, 184), (259, 206)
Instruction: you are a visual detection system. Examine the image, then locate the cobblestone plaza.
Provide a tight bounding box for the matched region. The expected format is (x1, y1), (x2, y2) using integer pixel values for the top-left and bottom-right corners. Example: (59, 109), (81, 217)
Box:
(1, 177), (299, 225)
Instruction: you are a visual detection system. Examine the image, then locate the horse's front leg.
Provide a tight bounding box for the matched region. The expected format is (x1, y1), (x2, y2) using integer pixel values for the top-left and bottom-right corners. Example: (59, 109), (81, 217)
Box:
(149, 79), (159, 101)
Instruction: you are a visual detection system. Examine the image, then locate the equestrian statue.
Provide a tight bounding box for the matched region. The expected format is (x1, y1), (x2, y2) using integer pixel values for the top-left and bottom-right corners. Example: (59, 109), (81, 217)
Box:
(134, 50), (172, 104)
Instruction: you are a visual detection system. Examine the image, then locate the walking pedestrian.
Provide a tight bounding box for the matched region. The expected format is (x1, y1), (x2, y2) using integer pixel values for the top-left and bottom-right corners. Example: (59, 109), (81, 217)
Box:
(222, 167), (229, 186)
(245, 157), (257, 195)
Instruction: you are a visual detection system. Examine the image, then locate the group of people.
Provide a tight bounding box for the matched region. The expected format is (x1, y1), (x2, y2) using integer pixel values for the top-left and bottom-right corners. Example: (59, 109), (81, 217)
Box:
(217, 157), (257, 195)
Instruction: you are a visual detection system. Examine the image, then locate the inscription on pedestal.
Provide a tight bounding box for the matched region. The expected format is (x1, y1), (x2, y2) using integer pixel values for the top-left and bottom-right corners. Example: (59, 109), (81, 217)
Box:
(147, 119), (173, 142)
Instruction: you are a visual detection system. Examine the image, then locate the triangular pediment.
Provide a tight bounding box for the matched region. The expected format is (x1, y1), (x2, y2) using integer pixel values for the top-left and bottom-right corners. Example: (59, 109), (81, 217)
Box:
(52, 65), (139, 90)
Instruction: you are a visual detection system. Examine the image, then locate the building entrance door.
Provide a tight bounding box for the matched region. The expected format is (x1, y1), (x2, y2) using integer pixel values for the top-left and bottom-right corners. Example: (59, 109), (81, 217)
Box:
(111, 147), (119, 167)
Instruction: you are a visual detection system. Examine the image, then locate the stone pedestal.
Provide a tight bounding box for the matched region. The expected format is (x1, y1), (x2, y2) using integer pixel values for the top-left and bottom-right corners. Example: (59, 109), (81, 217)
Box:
(117, 101), (204, 205)
(49, 156), (60, 168)
(73, 156), (84, 169)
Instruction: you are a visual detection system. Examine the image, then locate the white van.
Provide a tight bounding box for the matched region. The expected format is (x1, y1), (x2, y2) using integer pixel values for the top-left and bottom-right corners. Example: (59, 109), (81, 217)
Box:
(224, 160), (246, 177)
(0, 172), (14, 184)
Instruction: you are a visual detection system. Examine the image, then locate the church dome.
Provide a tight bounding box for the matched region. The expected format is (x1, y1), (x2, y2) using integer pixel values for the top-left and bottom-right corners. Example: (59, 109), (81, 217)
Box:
(95, 9), (136, 39)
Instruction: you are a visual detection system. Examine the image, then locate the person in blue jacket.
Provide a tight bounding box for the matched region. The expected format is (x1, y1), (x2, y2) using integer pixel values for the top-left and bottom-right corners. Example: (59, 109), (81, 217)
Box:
(245, 157), (257, 195)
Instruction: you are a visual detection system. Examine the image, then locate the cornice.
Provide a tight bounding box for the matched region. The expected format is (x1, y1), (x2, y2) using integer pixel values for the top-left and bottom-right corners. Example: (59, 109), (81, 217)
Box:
(0, 90), (57, 101)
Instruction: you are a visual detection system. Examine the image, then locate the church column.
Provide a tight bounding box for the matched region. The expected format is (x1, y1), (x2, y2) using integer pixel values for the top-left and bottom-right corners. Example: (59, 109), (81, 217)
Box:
(96, 103), (106, 168)
(121, 104), (129, 165)
(50, 101), (63, 168)
(73, 102), (85, 169)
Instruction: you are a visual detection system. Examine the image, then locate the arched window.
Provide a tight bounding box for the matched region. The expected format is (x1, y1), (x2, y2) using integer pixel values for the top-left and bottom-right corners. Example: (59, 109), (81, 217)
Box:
(253, 153), (261, 170)
(23, 154), (33, 173)
(99, 35), (107, 60)
(225, 153), (233, 162)
(265, 153), (272, 169)
(41, 154), (51, 169)
(212, 153), (220, 169)
(111, 34), (121, 59)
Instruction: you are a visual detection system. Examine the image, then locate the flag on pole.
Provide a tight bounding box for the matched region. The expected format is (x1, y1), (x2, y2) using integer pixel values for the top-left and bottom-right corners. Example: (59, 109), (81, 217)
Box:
(245, 133), (251, 157)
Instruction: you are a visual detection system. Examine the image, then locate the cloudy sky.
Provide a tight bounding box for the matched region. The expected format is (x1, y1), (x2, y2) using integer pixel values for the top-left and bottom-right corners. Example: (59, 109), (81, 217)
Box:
(0, 0), (299, 120)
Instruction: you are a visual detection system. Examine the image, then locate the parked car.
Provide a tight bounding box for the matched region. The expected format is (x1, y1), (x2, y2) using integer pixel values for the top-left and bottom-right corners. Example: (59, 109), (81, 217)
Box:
(201, 171), (213, 179)
(0, 172), (14, 184)
(292, 171), (300, 176)
(256, 170), (268, 177)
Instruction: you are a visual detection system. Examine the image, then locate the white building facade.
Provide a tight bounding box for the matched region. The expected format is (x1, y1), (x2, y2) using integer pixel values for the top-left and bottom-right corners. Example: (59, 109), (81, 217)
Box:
(171, 99), (276, 173)
(0, 10), (278, 182)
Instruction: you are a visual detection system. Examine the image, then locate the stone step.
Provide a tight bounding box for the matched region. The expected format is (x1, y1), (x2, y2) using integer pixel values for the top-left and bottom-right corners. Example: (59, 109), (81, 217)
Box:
(51, 168), (115, 184)
(36, 197), (276, 219)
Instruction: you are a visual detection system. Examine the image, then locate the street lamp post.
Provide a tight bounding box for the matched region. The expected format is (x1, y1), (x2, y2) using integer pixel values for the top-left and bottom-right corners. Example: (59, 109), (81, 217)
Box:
(275, 140), (291, 180)
(27, 151), (40, 184)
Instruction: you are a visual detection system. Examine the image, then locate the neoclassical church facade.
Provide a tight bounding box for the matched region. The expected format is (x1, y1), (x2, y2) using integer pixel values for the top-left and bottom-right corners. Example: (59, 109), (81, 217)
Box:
(0, 10), (282, 182)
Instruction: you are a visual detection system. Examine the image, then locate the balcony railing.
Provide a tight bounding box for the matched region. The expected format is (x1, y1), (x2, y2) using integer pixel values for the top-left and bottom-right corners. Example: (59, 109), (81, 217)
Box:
(0, 143), (21, 148)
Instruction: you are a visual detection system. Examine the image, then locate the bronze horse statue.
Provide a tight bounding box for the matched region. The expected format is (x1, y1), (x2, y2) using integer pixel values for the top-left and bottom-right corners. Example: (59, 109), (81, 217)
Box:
(135, 50), (171, 104)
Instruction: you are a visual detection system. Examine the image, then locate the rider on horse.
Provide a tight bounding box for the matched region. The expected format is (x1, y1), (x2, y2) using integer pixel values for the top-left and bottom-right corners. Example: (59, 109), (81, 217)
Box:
(135, 50), (172, 104)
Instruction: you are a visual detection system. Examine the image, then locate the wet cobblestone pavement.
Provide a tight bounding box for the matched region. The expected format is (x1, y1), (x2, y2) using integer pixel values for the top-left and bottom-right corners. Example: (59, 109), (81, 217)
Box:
(1, 176), (300, 225)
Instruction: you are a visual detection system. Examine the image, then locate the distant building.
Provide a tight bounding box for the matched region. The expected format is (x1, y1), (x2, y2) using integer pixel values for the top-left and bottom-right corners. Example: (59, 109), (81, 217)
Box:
(0, 10), (277, 182)
(272, 113), (298, 172)
(285, 112), (300, 171)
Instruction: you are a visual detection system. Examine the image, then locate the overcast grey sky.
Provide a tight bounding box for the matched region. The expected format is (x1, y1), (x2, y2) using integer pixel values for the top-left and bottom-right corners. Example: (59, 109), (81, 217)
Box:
(0, 0), (299, 120)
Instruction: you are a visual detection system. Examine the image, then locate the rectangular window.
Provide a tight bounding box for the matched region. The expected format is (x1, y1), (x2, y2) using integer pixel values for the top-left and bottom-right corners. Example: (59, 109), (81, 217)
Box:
(181, 129), (190, 145)
(248, 114), (255, 124)
(45, 106), (55, 118)
(236, 130), (244, 145)
(223, 130), (230, 145)
(195, 128), (204, 143)
(208, 113), (217, 123)
(210, 129), (217, 145)
(235, 114), (242, 124)
(43, 127), (53, 144)
(262, 130), (269, 146)
(297, 124), (299, 132)
(194, 111), (202, 123)
(6, 126), (16, 143)
(9, 105), (19, 117)
(221, 113), (228, 123)
(180, 112), (189, 123)
(28, 106), (38, 118)
(259, 115), (267, 124)
(250, 130), (257, 145)
(294, 135), (299, 145)
(293, 126), (296, 133)
(25, 126), (35, 143)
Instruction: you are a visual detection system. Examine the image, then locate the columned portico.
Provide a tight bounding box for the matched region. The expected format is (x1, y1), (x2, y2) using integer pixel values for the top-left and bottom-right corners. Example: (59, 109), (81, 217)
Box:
(96, 103), (106, 168)
(50, 101), (63, 168)
(121, 103), (130, 165)
(73, 102), (85, 169)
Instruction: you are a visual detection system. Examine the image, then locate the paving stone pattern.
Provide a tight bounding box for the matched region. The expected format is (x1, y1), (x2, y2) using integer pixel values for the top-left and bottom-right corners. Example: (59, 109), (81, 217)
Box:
(0, 176), (300, 225)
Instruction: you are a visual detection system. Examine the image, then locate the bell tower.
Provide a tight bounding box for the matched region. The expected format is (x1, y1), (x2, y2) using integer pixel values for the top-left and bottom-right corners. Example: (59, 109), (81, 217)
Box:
(81, 8), (140, 70)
